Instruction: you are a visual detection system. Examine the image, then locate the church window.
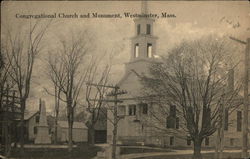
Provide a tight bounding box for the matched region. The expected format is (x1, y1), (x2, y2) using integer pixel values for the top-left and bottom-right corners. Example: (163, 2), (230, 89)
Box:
(147, 43), (152, 58)
(140, 103), (148, 114)
(170, 105), (176, 117)
(146, 24), (151, 34)
(205, 137), (209, 146)
(237, 111), (242, 131)
(34, 126), (37, 134)
(135, 43), (139, 58)
(166, 116), (175, 128)
(167, 105), (178, 129)
(36, 115), (39, 123)
(137, 24), (140, 35)
(170, 136), (174, 146)
(176, 117), (179, 129)
(187, 136), (191, 146)
(129, 105), (136, 116)
(224, 108), (229, 131)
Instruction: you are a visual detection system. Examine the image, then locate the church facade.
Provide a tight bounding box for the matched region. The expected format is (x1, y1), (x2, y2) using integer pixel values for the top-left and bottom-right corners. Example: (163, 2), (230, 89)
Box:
(107, 1), (245, 149)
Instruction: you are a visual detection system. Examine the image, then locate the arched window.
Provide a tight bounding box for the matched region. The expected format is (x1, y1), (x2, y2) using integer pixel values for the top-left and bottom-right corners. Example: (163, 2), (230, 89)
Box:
(134, 43), (139, 58)
(147, 43), (152, 58)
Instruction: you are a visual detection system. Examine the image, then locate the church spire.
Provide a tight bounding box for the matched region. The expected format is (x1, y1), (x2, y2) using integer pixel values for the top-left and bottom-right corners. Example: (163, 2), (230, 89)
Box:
(141, 0), (148, 14)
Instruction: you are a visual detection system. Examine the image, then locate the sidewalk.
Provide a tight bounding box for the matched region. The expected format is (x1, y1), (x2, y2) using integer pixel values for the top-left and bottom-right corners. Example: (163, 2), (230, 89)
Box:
(119, 149), (242, 159)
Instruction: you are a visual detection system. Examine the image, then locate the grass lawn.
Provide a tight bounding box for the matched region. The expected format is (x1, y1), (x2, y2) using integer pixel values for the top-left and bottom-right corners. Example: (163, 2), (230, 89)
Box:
(9, 144), (102, 159)
(136, 152), (242, 159)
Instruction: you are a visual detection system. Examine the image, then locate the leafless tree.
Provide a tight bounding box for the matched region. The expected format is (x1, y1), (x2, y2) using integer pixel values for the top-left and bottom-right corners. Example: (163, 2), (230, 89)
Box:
(2, 20), (51, 153)
(85, 57), (111, 145)
(0, 46), (16, 156)
(139, 36), (241, 159)
(45, 55), (63, 144)
(46, 31), (90, 152)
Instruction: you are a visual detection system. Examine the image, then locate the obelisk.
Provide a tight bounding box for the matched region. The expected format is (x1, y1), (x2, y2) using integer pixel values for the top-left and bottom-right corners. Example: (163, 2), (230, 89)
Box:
(35, 99), (51, 144)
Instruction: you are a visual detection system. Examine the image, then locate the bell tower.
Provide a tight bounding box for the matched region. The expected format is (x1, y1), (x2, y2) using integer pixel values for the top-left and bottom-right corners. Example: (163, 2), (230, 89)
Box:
(129, 0), (158, 62)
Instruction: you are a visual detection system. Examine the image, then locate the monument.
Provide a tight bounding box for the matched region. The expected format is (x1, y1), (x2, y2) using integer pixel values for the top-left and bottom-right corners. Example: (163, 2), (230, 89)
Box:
(35, 99), (51, 144)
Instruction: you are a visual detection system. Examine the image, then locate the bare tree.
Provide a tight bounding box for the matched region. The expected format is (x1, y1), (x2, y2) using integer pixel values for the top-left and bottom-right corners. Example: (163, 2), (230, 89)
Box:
(45, 55), (63, 144)
(46, 31), (90, 152)
(139, 36), (241, 159)
(0, 47), (16, 157)
(85, 57), (111, 145)
(3, 20), (51, 153)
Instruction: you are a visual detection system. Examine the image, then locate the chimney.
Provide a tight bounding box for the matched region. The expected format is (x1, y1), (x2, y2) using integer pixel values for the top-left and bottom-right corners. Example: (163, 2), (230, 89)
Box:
(227, 69), (234, 92)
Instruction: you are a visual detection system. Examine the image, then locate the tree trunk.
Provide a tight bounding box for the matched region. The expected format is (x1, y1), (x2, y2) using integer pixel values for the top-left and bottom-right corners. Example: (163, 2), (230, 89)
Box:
(19, 99), (26, 155)
(54, 117), (58, 144)
(193, 138), (202, 159)
(112, 123), (117, 159)
(88, 126), (95, 145)
(68, 116), (73, 152)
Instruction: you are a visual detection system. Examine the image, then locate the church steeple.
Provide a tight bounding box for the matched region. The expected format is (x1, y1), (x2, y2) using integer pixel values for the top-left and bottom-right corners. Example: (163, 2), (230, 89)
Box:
(141, 0), (148, 14)
(129, 0), (158, 62)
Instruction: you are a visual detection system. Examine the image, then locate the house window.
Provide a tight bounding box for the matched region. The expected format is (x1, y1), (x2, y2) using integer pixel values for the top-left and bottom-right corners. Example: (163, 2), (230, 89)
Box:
(129, 105), (136, 116)
(137, 24), (140, 35)
(34, 127), (37, 134)
(237, 111), (242, 131)
(205, 137), (209, 146)
(176, 117), (179, 129)
(187, 136), (191, 146)
(36, 115), (39, 123)
(147, 43), (152, 58)
(224, 108), (229, 131)
(134, 43), (139, 58)
(146, 24), (151, 35)
(170, 136), (174, 146)
(141, 103), (148, 114)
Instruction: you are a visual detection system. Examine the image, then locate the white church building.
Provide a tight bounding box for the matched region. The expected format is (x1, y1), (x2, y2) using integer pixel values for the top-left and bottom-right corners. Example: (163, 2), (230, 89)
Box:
(107, 1), (245, 149)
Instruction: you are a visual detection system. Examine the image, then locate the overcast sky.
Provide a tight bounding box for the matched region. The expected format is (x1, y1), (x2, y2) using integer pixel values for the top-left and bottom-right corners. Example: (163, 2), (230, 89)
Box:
(1, 1), (250, 112)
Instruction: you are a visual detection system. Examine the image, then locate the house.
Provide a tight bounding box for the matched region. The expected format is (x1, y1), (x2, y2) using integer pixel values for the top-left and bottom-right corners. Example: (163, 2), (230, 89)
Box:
(93, 108), (107, 143)
(55, 121), (88, 143)
(23, 110), (41, 142)
(22, 100), (88, 144)
(75, 107), (107, 144)
(107, 1), (245, 149)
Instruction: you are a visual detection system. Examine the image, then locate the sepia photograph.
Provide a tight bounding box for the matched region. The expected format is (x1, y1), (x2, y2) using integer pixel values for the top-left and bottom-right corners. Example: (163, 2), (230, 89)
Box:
(0, 1), (250, 159)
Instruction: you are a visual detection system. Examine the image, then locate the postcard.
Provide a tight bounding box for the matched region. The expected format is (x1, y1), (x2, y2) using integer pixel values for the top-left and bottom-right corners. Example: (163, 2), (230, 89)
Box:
(1, 1), (250, 159)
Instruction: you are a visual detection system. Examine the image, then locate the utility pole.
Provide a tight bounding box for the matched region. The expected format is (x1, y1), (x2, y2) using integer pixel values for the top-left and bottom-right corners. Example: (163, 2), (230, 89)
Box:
(86, 83), (127, 159)
(229, 37), (250, 158)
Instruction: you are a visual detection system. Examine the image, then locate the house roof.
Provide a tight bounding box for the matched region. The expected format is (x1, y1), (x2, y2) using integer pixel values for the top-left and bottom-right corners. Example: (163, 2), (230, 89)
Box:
(58, 121), (87, 129)
(24, 111), (39, 120)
